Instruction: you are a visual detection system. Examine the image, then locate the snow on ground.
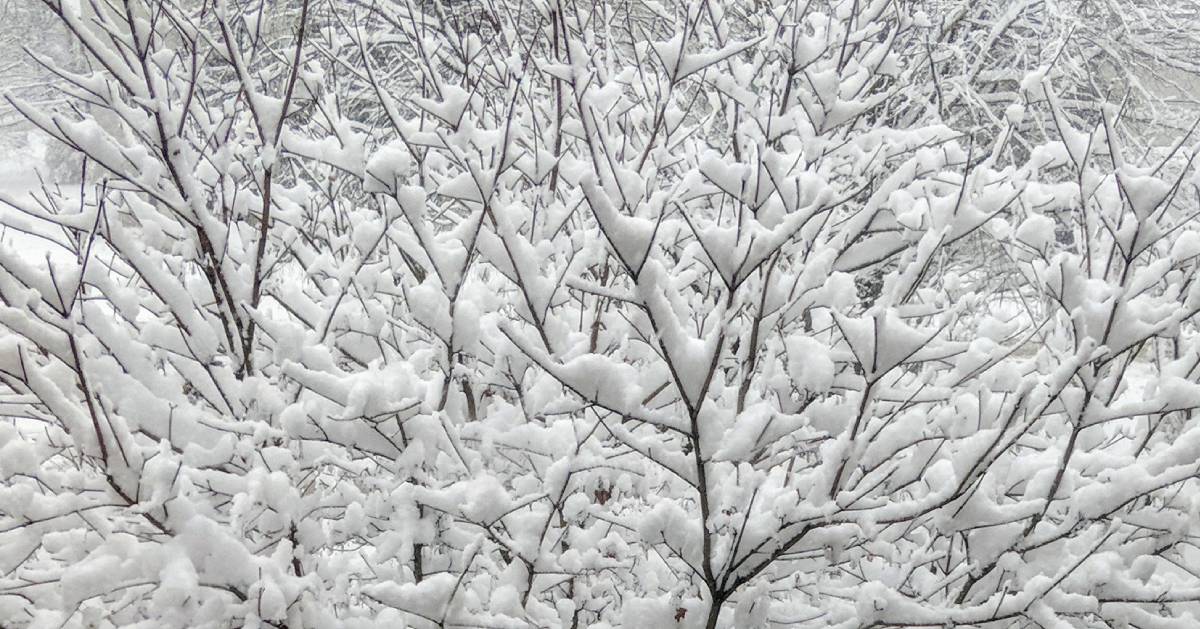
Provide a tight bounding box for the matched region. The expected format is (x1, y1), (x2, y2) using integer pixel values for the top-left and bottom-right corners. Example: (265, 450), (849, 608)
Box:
(0, 133), (77, 265)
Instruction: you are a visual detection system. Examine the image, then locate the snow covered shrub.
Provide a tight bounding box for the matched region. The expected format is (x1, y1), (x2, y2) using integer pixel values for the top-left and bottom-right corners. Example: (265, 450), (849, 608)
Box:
(2, 1), (1200, 628)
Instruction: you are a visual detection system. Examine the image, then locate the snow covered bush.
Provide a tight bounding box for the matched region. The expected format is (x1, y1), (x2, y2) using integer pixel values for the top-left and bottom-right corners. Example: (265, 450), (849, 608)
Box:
(2, 0), (1200, 628)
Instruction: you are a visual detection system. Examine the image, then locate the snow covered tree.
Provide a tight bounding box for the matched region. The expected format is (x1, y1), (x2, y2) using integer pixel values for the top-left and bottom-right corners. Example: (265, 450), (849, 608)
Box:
(901, 0), (1200, 155)
(2, 1), (1200, 628)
